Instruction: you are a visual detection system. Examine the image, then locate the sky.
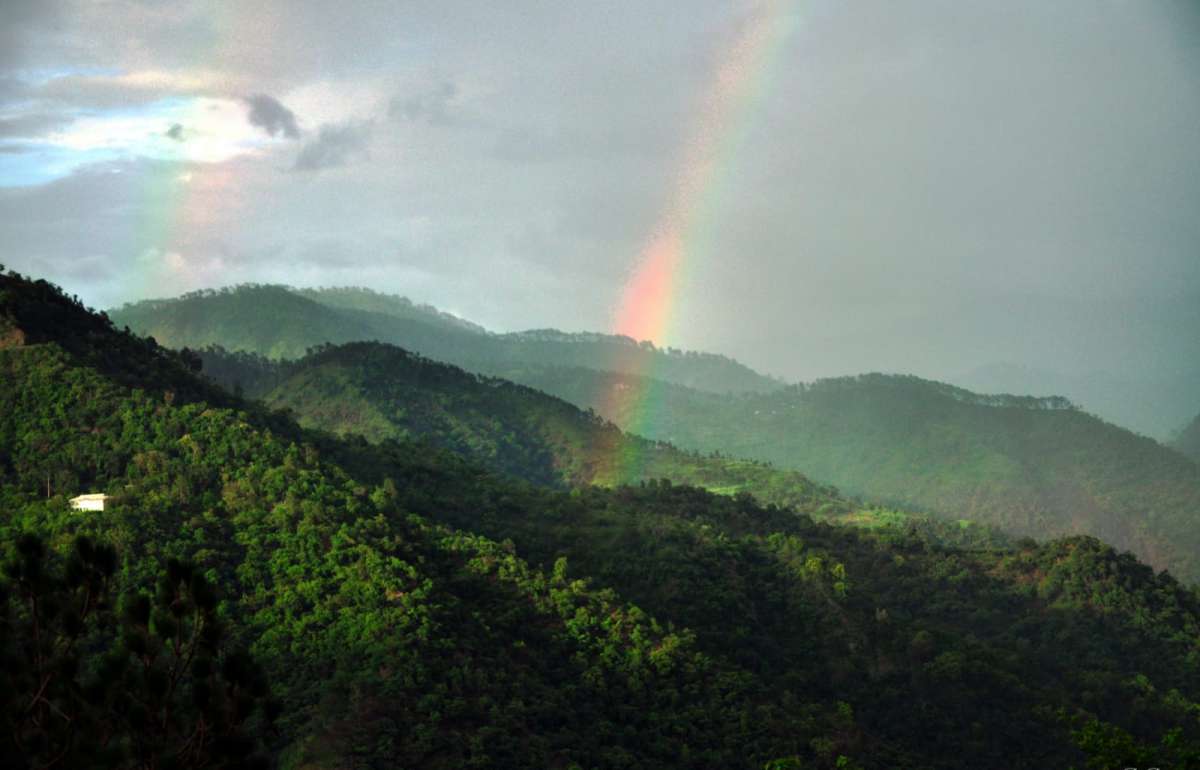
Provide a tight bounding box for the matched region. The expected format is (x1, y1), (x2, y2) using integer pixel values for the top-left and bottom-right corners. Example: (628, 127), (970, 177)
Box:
(1, 0), (1198, 432)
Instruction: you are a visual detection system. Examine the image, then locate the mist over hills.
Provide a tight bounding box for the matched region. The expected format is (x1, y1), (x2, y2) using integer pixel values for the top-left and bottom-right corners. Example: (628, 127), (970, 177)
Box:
(1175, 413), (1200, 463)
(200, 341), (823, 497)
(7, 267), (1200, 768)
(953, 360), (1199, 442)
(516, 366), (1200, 582)
(113, 283), (1200, 583)
(197, 341), (1008, 550)
(112, 285), (781, 395)
(111, 283), (1200, 440)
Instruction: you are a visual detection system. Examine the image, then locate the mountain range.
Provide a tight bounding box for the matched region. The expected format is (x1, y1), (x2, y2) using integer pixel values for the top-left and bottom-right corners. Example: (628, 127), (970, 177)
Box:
(112, 285), (780, 394)
(196, 341), (1007, 550)
(5, 267), (1200, 768)
(112, 283), (1200, 584)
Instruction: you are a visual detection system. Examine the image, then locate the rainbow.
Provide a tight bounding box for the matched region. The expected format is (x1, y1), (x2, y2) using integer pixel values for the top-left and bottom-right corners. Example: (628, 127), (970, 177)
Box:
(130, 94), (250, 302)
(600, 0), (799, 481)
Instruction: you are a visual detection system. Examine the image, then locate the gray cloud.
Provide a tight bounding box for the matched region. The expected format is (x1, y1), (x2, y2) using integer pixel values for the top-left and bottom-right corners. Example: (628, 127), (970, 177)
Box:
(389, 81), (457, 124)
(0, 0), (58, 70)
(244, 94), (300, 139)
(0, 77), (30, 102)
(0, 112), (73, 138)
(35, 75), (191, 109)
(293, 120), (371, 171)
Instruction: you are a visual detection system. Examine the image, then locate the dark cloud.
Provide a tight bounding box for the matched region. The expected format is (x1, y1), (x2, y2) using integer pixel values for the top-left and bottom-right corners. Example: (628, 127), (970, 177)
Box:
(164, 123), (184, 141)
(293, 120), (371, 171)
(243, 94), (300, 139)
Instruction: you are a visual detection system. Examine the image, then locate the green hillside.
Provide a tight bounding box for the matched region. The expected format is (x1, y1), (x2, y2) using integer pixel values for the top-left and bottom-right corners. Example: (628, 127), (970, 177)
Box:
(110, 285), (378, 360)
(8, 268), (1200, 768)
(516, 368), (1200, 584)
(205, 340), (847, 503)
(111, 285), (782, 394)
(292, 285), (489, 334)
(1174, 413), (1200, 463)
(109, 284), (1200, 584)
(198, 342), (1002, 548)
(0, 352), (765, 765)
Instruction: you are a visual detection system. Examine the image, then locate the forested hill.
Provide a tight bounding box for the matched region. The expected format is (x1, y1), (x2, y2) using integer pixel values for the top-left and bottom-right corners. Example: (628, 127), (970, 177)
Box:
(523, 368), (1200, 584)
(200, 342), (834, 499)
(198, 342), (1009, 548)
(6, 267), (1200, 768)
(108, 283), (1200, 583)
(110, 284), (781, 394)
(292, 285), (488, 334)
(1174, 412), (1200, 463)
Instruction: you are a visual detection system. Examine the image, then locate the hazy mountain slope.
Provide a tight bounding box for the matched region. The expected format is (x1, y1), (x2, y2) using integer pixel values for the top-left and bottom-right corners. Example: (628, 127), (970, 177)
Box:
(954, 361), (1199, 440)
(294, 285), (489, 333)
(486, 328), (779, 393)
(7, 269), (1200, 769)
(201, 342), (1010, 547)
(111, 284), (782, 394)
(110, 284), (1200, 582)
(533, 370), (1200, 583)
(1175, 413), (1200, 463)
(110, 285), (379, 359)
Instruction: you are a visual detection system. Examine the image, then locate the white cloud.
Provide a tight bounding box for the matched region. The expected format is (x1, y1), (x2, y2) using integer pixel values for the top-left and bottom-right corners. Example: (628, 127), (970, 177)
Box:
(42, 96), (279, 164)
(284, 78), (386, 127)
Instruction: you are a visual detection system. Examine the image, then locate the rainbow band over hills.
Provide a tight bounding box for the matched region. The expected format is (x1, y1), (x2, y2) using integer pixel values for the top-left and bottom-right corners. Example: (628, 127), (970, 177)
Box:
(602, 0), (799, 480)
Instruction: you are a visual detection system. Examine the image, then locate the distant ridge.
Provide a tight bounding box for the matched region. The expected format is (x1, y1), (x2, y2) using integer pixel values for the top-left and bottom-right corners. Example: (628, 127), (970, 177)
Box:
(200, 341), (838, 508)
(532, 369), (1200, 583)
(197, 340), (1013, 550)
(292, 285), (489, 334)
(111, 283), (783, 393)
(954, 360), (1199, 440)
(110, 281), (1200, 583)
(1174, 412), (1200, 463)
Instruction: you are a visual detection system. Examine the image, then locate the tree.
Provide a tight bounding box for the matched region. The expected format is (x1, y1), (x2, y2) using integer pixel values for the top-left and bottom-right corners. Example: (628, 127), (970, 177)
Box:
(0, 535), (276, 769)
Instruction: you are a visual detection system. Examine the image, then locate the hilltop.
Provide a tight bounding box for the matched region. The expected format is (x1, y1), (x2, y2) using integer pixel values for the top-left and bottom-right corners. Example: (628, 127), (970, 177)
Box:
(111, 284), (782, 394)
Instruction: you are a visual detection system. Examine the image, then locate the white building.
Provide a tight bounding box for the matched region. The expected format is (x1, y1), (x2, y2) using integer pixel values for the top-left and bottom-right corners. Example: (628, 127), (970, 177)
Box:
(70, 493), (108, 512)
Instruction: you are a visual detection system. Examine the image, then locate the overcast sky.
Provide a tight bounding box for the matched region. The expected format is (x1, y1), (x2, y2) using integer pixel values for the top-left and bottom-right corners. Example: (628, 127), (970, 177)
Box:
(1, 0), (1198, 398)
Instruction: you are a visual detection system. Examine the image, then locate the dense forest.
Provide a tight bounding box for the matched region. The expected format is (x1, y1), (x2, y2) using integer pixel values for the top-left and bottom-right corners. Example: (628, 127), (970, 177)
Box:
(111, 285), (781, 394)
(113, 285), (1200, 585)
(197, 342), (1005, 550)
(1175, 413), (1200, 463)
(5, 270), (1200, 768)
(512, 366), (1200, 585)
